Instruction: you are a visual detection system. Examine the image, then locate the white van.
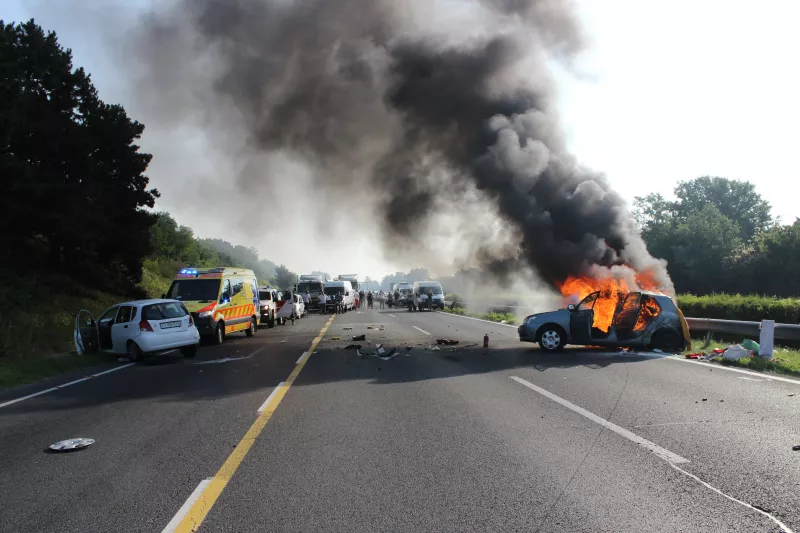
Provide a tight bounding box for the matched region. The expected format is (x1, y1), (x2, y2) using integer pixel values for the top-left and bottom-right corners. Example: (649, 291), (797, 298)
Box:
(411, 281), (445, 311)
(323, 280), (355, 312)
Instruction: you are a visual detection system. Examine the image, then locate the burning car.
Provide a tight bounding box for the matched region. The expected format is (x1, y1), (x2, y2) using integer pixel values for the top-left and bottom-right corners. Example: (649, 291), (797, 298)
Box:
(518, 286), (691, 353)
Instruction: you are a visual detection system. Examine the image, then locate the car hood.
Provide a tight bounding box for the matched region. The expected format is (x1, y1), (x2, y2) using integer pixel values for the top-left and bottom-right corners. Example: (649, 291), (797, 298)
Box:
(525, 309), (570, 323)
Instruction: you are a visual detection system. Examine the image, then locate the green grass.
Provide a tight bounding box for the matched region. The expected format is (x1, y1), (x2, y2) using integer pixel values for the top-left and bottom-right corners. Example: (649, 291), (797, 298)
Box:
(683, 337), (800, 377)
(0, 265), (173, 388)
(440, 306), (517, 325)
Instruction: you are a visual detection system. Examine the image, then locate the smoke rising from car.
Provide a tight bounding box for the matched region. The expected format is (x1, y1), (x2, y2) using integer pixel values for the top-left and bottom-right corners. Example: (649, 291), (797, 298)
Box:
(128, 0), (673, 294)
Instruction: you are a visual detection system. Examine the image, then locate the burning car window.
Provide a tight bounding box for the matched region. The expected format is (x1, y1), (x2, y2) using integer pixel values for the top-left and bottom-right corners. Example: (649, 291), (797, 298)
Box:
(577, 292), (598, 311)
(634, 296), (661, 331)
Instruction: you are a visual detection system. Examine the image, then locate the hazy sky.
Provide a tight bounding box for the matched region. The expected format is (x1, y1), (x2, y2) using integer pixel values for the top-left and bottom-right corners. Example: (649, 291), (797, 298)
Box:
(4, 0), (799, 279)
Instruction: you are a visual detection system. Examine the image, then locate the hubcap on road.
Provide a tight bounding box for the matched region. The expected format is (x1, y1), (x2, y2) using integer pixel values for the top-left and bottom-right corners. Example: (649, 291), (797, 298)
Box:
(543, 331), (560, 349)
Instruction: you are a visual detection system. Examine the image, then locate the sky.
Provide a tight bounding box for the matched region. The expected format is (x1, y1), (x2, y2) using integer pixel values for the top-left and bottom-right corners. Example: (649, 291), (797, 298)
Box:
(4, 0), (799, 279)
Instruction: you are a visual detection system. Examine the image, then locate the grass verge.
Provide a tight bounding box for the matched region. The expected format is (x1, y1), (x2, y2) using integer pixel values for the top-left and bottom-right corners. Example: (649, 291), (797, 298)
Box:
(440, 306), (517, 325)
(683, 337), (800, 377)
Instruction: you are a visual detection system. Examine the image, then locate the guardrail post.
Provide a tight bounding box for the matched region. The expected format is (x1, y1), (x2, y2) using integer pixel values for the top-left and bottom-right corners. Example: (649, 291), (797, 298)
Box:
(759, 320), (775, 358)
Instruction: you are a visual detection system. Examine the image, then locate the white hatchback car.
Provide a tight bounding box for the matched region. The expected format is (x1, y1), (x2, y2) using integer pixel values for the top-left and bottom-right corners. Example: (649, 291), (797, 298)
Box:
(74, 299), (200, 361)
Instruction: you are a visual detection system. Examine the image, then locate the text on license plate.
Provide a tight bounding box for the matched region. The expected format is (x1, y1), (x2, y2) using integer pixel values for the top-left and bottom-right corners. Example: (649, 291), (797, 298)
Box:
(160, 321), (182, 329)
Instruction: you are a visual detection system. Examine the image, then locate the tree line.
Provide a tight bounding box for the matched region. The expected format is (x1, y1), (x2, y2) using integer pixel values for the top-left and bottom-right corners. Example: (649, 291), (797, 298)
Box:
(633, 176), (800, 297)
(1, 20), (300, 293)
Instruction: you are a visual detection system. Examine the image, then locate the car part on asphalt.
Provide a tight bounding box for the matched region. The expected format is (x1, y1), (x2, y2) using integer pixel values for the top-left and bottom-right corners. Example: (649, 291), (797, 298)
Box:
(49, 438), (95, 452)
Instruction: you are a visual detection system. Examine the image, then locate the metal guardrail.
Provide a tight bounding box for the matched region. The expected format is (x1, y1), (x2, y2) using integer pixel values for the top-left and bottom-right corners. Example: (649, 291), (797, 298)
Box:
(446, 301), (800, 342)
(684, 317), (800, 342)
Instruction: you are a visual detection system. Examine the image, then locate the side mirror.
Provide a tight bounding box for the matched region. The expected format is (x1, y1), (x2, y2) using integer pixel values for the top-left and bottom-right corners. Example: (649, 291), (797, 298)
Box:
(568, 304), (576, 311)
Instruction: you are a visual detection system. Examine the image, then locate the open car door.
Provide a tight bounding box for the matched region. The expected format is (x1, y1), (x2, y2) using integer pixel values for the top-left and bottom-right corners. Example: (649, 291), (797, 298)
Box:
(569, 292), (598, 345)
(74, 310), (99, 355)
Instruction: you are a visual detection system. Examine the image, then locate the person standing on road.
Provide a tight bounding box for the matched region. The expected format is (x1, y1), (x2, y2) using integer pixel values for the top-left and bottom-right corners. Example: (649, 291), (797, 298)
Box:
(303, 290), (310, 310)
(378, 290), (386, 309)
(367, 291), (374, 309)
(427, 288), (433, 311)
(319, 291), (327, 314)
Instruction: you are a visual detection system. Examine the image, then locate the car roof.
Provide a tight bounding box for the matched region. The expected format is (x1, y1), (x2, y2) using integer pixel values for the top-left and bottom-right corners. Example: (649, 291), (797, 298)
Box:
(116, 299), (182, 307)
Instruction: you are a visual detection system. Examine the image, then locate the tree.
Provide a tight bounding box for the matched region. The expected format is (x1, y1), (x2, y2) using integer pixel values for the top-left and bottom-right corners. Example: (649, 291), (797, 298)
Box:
(0, 20), (158, 286)
(736, 219), (800, 297)
(667, 205), (742, 294)
(275, 264), (297, 290)
(673, 176), (772, 241)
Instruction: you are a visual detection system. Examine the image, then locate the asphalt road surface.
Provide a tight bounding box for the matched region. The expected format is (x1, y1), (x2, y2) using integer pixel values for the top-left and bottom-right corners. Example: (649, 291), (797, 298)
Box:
(1, 307), (799, 532)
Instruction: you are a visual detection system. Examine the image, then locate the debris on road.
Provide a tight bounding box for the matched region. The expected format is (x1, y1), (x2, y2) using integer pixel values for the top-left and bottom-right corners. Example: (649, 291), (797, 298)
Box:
(331, 336), (342, 341)
(793, 445), (800, 451)
(345, 344), (362, 349)
(702, 398), (708, 402)
(352, 334), (366, 341)
(722, 345), (749, 361)
(49, 438), (95, 452)
(280, 340), (287, 343)
(436, 339), (459, 345)
(343, 327), (353, 330)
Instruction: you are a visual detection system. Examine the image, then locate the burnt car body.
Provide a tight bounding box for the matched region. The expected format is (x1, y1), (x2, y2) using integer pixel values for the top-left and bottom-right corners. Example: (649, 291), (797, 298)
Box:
(518, 291), (691, 353)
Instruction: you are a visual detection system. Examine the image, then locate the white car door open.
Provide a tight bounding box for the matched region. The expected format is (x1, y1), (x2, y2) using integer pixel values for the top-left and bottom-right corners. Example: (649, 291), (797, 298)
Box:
(111, 305), (134, 354)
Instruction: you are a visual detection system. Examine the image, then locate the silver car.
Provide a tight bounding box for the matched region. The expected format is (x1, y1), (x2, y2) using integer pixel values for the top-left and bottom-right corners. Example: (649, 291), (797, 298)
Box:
(518, 290), (690, 353)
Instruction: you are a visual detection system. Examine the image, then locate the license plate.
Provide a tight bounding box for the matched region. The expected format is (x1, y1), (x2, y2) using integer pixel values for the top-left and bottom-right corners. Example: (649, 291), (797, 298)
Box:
(160, 321), (182, 329)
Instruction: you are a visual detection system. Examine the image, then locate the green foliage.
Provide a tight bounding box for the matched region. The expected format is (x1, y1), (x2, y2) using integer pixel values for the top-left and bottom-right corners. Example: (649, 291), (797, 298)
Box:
(632, 176), (793, 296)
(677, 293), (800, 323)
(673, 176), (772, 241)
(274, 264), (297, 290)
(199, 238), (277, 281)
(0, 20), (158, 289)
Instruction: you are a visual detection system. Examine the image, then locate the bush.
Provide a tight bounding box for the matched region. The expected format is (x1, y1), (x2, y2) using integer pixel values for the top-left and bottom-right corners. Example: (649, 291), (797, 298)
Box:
(677, 293), (800, 323)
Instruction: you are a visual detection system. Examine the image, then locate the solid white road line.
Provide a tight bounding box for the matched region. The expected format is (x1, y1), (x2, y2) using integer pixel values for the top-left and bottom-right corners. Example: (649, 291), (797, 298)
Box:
(257, 382), (285, 414)
(0, 363), (135, 409)
(511, 375), (795, 532)
(412, 326), (431, 336)
(670, 463), (794, 533)
(296, 351), (309, 365)
(667, 356), (800, 386)
(161, 478), (212, 533)
(509, 376), (689, 464)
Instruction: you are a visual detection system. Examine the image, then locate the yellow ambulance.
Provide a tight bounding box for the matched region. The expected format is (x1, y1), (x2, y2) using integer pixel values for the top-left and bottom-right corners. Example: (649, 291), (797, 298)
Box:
(165, 267), (261, 344)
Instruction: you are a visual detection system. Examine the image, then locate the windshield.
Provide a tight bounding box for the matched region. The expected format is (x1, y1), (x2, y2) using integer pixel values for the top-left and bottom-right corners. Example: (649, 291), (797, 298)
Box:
(325, 286), (344, 295)
(419, 285), (443, 294)
(166, 279), (221, 302)
(259, 290), (272, 301)
(298, 281), (323, 293)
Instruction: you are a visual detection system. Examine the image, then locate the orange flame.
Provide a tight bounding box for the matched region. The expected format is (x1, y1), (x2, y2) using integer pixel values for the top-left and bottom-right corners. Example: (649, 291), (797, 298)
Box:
(558, 269), (666, 334)
(558, 276), (629, 333)
(634, 296), (661, 332)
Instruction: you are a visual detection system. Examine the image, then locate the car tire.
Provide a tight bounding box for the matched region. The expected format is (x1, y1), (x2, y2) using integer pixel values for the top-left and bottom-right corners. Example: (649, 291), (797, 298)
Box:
(181, 344), (198, 358)
(649, 329), (682, 353)
(538, 325), (566, 352)
(245, 317), (256, 337)
(214, 323), (225, 345)
(127, 341), (143, 363)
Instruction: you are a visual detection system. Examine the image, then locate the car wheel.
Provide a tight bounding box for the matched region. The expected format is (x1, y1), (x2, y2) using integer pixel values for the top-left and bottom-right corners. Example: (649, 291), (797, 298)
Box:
(538, 326), (566, 352)
(127, 341), (143, 363)
(214, 323), (225, 345)
(245, 317), (256, 337)
(649, 329), (682, 353)
(181, 344), (198, 358)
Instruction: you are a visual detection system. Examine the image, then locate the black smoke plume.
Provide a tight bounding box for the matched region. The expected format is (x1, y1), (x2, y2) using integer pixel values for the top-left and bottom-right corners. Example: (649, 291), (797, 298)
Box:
(131, 0), (672, 293)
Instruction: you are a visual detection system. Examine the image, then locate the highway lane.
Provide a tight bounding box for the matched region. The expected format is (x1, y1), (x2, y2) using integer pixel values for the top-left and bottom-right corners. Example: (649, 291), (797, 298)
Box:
(1, 307), (798, 532)
(0, 313), (331, 533)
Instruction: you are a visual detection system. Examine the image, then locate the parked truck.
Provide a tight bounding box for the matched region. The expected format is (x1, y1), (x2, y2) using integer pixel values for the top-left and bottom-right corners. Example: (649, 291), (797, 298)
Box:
(298, 274), (327, 312)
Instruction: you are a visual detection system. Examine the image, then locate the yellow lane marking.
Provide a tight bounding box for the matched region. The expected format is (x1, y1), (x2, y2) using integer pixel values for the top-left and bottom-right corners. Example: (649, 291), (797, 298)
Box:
(173, 314), (336, 533)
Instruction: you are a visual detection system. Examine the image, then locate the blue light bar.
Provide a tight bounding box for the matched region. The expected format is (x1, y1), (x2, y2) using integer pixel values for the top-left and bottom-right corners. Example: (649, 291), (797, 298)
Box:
(179, 268), (199, 275)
